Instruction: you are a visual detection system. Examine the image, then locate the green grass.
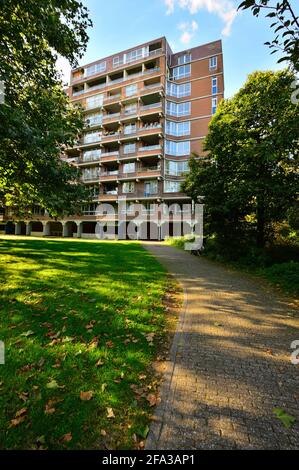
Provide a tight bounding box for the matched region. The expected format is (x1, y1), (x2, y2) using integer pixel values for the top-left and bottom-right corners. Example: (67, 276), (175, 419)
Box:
(0, 236), (168, 450)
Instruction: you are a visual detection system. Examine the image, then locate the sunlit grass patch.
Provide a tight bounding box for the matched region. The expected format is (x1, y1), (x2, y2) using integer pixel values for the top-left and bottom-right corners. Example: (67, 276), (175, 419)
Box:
(0, 236), (168, 450)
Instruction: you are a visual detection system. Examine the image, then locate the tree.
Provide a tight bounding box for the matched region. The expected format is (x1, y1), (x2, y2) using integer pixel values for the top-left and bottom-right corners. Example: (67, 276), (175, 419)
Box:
(238, 1), (299, 71)
(183, 70), (299, 252)
(0, 1), (92, 216)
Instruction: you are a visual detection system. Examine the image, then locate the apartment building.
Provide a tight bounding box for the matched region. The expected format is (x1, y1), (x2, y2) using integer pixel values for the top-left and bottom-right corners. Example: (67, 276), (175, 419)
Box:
(1, 37), (224, 239)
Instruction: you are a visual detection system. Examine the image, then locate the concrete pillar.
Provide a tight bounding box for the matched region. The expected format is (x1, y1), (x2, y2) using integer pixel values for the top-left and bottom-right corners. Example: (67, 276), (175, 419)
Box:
(158, 224), (162, 241)
(43, 222), (50, 237)
(25, 222), (31, 236)
(62, 223), (68, 238)
(76, 222), (83, 238)
(15, 222), (22, 235)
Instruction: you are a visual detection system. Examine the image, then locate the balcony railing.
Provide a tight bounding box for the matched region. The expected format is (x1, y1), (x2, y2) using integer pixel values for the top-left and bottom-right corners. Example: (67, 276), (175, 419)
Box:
(104, 94), (121, 103)
(72, 68), (161, 94)
(73, 89), (85, 97)
(100, 170), (119, 177)
(139, 145), (162, 152)
(103, 112), (121, 120)
(101, 151), (119, 158)
(140, 102), (161, 111)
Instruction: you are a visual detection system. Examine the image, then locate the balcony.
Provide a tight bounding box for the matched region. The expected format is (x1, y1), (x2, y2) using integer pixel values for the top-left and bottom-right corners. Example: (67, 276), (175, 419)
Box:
(102, 112), (121, 123)
(119, 166), (161, 180)
(139, 144), (162, 153)
(104, 94), (121, 104)
(99, 170), (119, 181)
(71, 67), (161, 94)
(82, 174), (100, 183)
(113, 49), (163, 70)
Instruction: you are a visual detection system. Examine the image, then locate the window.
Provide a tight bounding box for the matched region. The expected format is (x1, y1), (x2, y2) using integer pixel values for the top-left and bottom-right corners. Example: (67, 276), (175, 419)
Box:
(172, 64), (191, 80)
(123, 182), (135, 193)
(83, 131), (102, 144)
(166, 101), (191, 117)
(83, 168), (100, 180)
(164, 181), (181, 193)
(123, 143), (136, 154)
(124, 103), (137, 115)
(126, 48), (144, 63)
(165, 160), (189, 177)
(166, 82), (191, 98)
(212, 97), (217, 115)
(113, 56), (124, 68)
(124, 123), (137, 135)
(83, 149), (101, 162)
(209, 56), (217, 70)
(178, 53), (191, 65)
(165, 140), (190, 156)
(125, 84), (137, 97)
(212, 77), (218, 95)
(85, 62), (106, 77)
(123, 162), (135, 174)
(86, 93), (104, 110)
(166, 121), (190, 137)
(144, 181), (158, 195)
(85, 113), (103, 127)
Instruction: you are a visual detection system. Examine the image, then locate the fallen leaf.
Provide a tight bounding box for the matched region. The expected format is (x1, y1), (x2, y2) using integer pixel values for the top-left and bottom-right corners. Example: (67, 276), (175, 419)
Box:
(61, 433), (72, 443)
(106, 340), (114, 349)
(15, 408), (27, 418)
(21, 330), (35, 337)
(80, 391), (93, 401)
(45, 401), (56, 415)
(100, 429), (107, 436)
(18, 392), (29, 403)
(9, 416), (26, 428)
(46, 380), (60, 389)
(96, 359), (104, 367)
(146, 394), (160, 407)
(101, 383), (107, 393)
(107, 407), (115, 419)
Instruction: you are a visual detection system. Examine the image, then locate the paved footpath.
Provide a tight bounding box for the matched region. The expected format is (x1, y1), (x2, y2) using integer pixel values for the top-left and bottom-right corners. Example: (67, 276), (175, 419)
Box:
(143, 242), (299, 450)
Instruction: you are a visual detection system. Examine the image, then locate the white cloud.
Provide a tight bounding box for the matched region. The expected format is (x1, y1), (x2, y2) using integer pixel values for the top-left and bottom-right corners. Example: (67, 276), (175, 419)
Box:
(178, 20), (199, 45)
(165, 0), (237, 36)
(165, 0), (175, 15)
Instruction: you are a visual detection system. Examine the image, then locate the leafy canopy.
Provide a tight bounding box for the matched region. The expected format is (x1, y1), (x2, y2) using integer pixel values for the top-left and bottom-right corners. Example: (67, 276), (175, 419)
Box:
(183, 70), (299, 251)
(0, 0), (92, 217)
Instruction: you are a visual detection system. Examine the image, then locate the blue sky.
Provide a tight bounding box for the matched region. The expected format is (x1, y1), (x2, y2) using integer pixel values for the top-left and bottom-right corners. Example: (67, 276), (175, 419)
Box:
(59, 0), (286, 97)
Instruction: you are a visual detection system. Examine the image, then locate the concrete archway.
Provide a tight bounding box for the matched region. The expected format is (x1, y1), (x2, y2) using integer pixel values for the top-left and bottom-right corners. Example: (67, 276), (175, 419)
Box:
(46, 221), (63, 237)
(63, 221), (78, 238)
(31, 221), (44, 236)
(5, 221), (15, 235)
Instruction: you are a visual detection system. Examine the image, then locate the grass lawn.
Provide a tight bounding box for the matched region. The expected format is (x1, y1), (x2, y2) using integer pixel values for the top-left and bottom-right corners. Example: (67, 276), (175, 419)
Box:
(0, 236), (169, 450)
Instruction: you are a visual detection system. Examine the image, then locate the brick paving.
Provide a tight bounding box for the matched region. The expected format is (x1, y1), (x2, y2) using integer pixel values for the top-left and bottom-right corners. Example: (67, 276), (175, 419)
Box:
(143, 242), (299, 450)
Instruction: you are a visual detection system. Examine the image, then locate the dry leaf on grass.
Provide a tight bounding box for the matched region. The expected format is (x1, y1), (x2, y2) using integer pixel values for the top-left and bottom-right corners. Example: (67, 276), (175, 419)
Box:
(80, 391), (93, 401)
(61, 433), (72, 443)
(146, 394), (160, 407)
(107, 407), (115, 419)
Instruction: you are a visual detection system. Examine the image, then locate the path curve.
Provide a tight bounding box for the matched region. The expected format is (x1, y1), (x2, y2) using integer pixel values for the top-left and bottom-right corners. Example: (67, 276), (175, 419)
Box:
(143, 242), (299, 450)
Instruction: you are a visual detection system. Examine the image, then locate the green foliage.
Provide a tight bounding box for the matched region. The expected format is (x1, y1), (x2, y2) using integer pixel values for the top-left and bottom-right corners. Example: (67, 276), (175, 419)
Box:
(262, 261), (299, 296)
(0, 237), (168, 449)
(0, 1), (92, 216)
(238, 1), (299, 71)
(183, 70), (299, 251)
(273, 408), (296, 428)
